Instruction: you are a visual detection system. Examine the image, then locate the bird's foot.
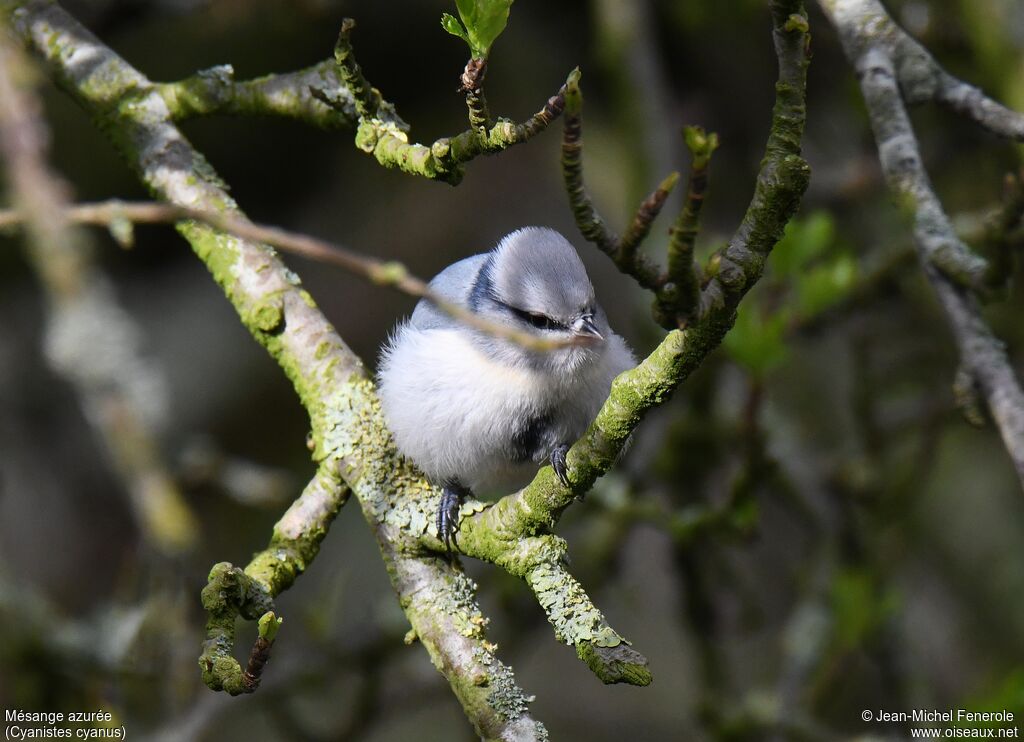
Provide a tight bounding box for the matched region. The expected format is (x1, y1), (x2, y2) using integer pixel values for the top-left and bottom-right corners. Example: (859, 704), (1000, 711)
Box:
(550, 444), (571, 488)
(438, 483), (468, 553)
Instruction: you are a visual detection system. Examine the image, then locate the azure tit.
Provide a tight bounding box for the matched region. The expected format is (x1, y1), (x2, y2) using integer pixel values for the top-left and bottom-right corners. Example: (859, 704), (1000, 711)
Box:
(377, 227), (635, 550)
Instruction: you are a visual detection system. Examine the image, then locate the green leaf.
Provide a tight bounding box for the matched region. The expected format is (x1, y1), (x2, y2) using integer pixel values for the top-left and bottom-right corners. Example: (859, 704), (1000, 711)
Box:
(257, 611), (283, 642)
(443, 0), (514, 58)
(723, 303), (789, 376)
(771, 210), (835, 276)
(440, 13), (470, 45)
(796, 253), (858, 317)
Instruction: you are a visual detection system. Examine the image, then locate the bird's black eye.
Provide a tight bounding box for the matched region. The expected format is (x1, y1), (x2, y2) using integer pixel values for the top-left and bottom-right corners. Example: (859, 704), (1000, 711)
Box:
(526, 312), (558, 330)
(511, 307), (562, 331)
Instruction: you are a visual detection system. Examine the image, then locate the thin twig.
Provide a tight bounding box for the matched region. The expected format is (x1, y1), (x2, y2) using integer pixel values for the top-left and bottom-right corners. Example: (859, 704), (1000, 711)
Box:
(459, 57), (492, 133)
(332, 19), (384, 119)
(0, 200), (576, 352)
(660, 126), (719, 325)
(560, 68), (675, 291)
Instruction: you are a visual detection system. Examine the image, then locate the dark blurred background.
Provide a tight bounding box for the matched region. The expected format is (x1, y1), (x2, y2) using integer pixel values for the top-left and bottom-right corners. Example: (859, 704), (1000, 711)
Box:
(1, 0), (1023, 739)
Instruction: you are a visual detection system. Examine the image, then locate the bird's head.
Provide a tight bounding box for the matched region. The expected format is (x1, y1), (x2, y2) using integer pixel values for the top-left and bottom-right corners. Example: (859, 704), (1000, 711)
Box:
(469, 227), (612, 374)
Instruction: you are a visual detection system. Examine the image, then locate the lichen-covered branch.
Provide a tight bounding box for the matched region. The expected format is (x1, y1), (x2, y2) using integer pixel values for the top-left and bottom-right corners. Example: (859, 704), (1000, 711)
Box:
(818, 0), (1024, 488)
(156, 60), (358, 128)
(330, 18), (385, 119)
(127, 14), (567, 187)
(0, 24), (196, 556)
(497, 535), (651, 685)
(7, 3), (545, 736)
(200, 464), (349, 694)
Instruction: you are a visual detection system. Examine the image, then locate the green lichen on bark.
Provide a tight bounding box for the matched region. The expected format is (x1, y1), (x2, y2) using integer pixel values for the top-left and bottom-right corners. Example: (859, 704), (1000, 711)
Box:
(199, 562), (273, 694)
(576, 642), (653, 686)
(156, 60), (359, 128)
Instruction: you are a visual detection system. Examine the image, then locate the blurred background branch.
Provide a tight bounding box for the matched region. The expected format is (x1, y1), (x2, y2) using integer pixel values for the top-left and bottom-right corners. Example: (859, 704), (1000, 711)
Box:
(819, 0), (1024, 489)
(0, 25), (196, 556)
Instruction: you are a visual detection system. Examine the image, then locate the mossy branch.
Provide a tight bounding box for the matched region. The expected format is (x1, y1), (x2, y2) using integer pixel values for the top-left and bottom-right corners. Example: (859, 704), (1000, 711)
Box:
(128, 15), (567, 187)
(479, 532), (651, 685)
(332, 18), (385, 119)
(155, 60), (360, 129)
(460, 57), (493, 133)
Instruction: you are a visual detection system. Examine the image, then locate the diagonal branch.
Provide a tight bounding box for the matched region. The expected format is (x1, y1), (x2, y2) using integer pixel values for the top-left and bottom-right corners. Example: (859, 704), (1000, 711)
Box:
(6, 2), (545, 736)
(818, 0), (1024, 489)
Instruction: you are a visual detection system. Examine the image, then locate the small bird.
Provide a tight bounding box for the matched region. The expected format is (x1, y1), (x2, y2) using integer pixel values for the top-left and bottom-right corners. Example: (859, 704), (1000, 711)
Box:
(377, 227), (635, 549)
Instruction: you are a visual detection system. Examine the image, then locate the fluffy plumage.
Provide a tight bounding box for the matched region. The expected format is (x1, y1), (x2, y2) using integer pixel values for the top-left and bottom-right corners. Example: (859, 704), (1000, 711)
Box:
(377, 227), (635, 495)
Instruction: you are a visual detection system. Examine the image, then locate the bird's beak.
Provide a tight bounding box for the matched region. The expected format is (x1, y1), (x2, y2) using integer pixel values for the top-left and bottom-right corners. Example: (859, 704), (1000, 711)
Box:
(573, 314), (603, 342)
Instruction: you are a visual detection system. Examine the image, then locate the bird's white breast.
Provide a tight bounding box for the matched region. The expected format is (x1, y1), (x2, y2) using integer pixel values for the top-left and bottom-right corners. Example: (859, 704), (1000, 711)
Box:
(378, 325), (553, 492)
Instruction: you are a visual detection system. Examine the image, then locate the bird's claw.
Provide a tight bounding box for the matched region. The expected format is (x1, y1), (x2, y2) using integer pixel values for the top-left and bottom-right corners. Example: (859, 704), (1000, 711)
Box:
(438, 484), (466, 553)
(550, 444), (571, 488)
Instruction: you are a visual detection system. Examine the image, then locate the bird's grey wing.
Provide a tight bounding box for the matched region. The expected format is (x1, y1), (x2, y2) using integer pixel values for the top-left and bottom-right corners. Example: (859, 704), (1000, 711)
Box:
(410, 253), (488, 330)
